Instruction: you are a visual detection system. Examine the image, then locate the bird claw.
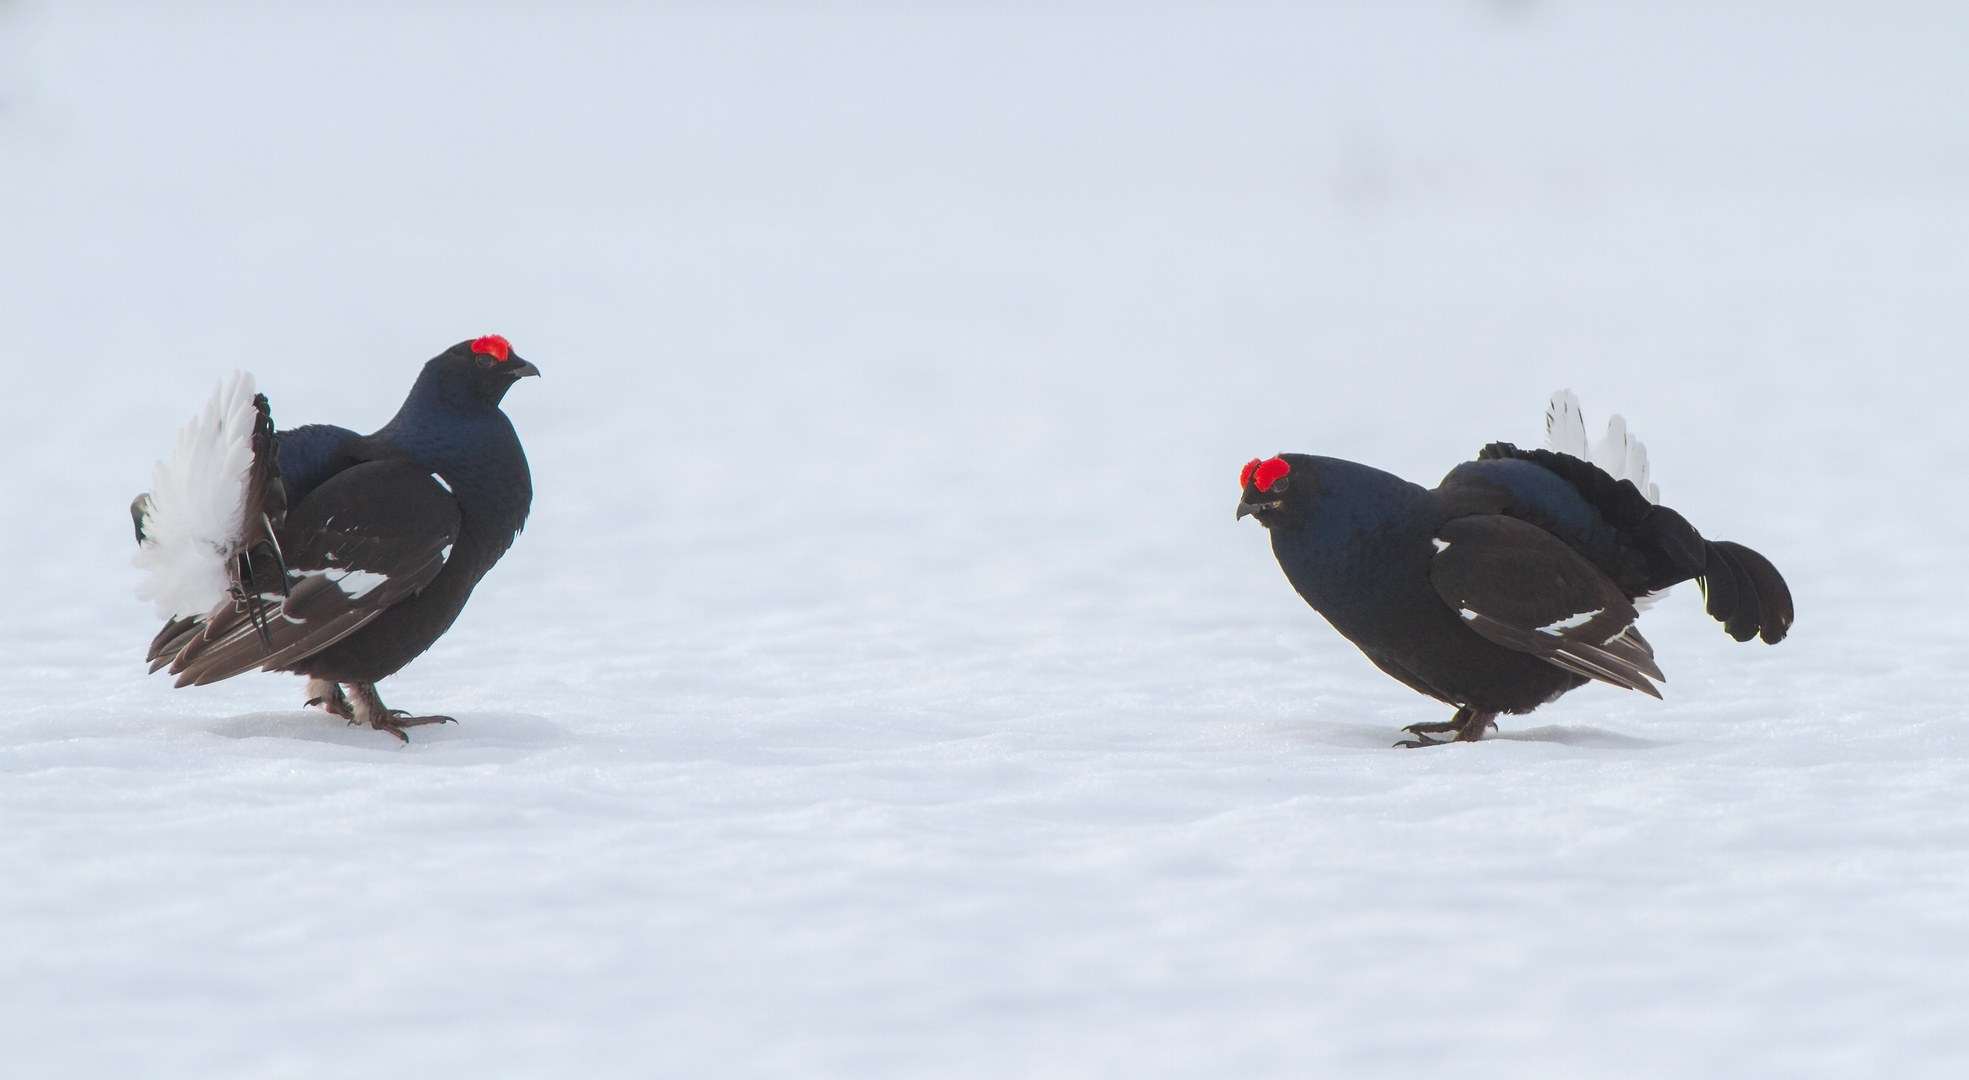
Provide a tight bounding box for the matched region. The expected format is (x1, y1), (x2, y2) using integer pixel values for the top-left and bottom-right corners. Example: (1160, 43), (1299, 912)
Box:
(316, 681), (458, 742)
(366, 712), (454, 743)
(1396, 720), (1457, 747)
(1396, 708), (1497, 747)
(385, 710), (455, 727)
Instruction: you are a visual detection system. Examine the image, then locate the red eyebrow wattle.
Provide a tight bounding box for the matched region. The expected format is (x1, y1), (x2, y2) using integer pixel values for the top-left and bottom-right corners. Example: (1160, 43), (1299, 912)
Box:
(471, 335), (511, 362)
(1254, 457), (1290, 492)
(1240, 458), (1262, 489)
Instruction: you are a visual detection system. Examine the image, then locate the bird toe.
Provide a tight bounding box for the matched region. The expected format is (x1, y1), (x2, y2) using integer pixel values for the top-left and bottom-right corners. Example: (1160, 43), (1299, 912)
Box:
(1395, 735), (1449, 749)
(388, 713), (455, 729)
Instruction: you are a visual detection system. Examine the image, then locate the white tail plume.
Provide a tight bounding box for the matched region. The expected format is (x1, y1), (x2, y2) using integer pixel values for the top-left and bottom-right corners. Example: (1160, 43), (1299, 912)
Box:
(1545, 389), (1660, 504)
(1546, 389), (1668, 607)
(134, 372), (261, 620)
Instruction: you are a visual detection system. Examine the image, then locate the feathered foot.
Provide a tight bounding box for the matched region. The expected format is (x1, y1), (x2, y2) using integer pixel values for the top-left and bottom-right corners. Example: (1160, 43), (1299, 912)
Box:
(345, 681), (454, 743)
(1397, 706), (1498, 748)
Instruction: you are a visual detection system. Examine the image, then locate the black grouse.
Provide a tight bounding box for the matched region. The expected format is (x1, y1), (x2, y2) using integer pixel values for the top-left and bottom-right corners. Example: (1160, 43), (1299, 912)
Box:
(132, 335), (539, 741)
(1238, 393), (1792, 746)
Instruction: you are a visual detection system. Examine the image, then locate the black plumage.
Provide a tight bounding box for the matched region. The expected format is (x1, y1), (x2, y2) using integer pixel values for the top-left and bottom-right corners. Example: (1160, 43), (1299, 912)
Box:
(138, 336), (539, 740)
(1237, 438), (1792, 746)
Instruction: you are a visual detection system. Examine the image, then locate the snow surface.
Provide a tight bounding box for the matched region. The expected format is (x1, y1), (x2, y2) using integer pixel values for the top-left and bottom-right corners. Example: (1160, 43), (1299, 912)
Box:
(4, 2), (1969, 1076)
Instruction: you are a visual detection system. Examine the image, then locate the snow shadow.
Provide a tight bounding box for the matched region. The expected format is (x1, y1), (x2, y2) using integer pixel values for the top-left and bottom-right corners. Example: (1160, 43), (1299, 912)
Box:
(1294, 719), (1670, 751)
(1294, 720), (1418, 749)
(1492, 724), (1672, 749)
(205, 710), (575, 754)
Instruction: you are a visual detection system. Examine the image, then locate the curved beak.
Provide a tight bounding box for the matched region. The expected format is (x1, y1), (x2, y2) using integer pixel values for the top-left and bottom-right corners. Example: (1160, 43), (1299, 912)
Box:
(1236, 497), (1282, 521)
(509, 357), (542, 378)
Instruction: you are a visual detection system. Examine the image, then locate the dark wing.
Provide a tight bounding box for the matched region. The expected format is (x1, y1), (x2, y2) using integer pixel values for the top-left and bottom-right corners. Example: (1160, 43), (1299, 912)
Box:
(154, 460), (460, 687)
(1431, 515), (1664, 698)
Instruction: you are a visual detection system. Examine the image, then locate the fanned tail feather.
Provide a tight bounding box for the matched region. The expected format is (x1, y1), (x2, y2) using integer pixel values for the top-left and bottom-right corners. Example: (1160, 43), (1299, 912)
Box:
(1544, 390), (1592, 462)
(1592, 414), (1659, 505)
(1539, 390), (1793, 644)
(1699, 539), (1794, 645)
(133, 373), (264, 620)
(133, 373), (291, 672)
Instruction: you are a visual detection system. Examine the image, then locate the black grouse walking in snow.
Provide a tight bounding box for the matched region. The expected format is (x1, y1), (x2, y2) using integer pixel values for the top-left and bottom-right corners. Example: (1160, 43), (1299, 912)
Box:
(132, 336), (539, 740)
(1238, 394), (1792, 746)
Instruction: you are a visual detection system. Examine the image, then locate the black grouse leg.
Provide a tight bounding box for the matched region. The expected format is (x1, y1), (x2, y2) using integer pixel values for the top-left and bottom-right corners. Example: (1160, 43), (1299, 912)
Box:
(1397, 706), (1498, 748)
(346, 681), (456, 743)
(1453, 708), (1498, 742)
(305, 678), (355, 721)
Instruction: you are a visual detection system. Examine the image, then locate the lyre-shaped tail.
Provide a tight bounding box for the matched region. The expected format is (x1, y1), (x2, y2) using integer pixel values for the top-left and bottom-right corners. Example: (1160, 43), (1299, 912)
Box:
(133, 373), (289, 664)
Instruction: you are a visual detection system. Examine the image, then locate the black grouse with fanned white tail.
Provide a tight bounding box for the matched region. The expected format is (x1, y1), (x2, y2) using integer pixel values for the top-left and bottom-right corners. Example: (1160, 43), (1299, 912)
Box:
(133, 336), (539, 740)
(1237, 393), (1792, 746)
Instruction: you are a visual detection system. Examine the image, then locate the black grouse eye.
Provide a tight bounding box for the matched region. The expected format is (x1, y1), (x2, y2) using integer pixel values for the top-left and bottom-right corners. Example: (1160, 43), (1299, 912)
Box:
(474, 355), (496, 369)
(1269, 476), (1289, 493)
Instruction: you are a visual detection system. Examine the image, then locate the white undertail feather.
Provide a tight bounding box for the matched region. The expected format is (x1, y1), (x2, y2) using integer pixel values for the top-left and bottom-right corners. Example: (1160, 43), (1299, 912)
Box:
(1543, 390), (1593, 463)
(133, 372), (261, 620)
(1545, 389), (1660, 504)
(1545, 389), (1670, 608)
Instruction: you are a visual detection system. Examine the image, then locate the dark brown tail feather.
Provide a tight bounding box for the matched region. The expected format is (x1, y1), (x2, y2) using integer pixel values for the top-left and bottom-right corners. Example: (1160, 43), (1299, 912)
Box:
(1700, 540), (1792, 645)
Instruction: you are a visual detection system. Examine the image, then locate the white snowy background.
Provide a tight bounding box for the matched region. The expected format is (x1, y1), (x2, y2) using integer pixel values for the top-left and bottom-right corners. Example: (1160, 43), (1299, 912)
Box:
(2, 1), (1967, 1076)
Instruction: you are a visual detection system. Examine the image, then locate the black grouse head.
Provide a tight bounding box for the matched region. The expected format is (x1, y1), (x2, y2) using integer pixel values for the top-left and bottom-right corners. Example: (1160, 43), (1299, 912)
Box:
(1235, 454), (1315, 529)
(422, 335), (542, 408)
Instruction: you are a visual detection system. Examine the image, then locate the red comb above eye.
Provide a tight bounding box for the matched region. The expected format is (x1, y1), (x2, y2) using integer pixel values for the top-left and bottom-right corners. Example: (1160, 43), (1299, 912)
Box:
(1254, 457), (1291, 492)
(1240, 458), (1262, 489)
(471, 334), (511, 362)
